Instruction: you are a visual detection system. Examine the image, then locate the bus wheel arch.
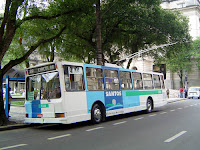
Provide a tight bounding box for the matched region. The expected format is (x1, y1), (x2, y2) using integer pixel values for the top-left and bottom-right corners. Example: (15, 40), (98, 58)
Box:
(91, 101), (106, 124)
(146, 97), (154, 113)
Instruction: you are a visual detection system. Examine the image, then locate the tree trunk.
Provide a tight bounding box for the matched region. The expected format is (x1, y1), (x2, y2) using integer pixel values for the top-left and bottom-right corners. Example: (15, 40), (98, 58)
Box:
(178, 70), (183, 88)
(50, 43), (55, 62)
(0, 68), (8, 126)
(126, 43), (138, 69)
(96, 0), (103, 66)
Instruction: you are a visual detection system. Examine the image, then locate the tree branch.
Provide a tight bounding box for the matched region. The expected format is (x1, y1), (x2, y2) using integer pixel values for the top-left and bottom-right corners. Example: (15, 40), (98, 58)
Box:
(0, 0), (11, 46)
(2, 25), (66, 75)
(17, 8), (82, 27)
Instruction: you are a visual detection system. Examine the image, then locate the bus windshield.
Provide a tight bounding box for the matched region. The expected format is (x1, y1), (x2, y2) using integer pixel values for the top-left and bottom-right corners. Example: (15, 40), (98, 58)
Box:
(26, 72), (61, 100)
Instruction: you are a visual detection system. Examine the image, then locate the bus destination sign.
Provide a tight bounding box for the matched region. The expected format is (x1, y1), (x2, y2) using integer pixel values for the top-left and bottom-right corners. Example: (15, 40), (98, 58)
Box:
(28, 64), (56, 75)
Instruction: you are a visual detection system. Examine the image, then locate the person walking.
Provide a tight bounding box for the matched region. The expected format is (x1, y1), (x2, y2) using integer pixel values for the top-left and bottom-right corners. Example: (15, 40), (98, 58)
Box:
(184, 88), (188, 98)
(180, 88), (183, 98)
(166, 89), (169, 98)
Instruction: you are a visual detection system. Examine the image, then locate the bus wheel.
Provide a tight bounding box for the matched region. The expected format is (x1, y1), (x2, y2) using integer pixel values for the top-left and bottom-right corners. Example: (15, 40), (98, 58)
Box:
(146, 99), (153, 113)
(91, 103), (103, 124)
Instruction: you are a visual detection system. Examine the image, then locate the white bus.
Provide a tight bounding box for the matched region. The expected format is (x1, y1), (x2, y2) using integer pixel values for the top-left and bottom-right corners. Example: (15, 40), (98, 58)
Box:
(25, 61), (167, 124)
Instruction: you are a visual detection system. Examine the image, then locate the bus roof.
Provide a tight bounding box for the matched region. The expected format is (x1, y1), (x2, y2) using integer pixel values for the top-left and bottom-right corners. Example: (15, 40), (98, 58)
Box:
(25, 61), (163, 75)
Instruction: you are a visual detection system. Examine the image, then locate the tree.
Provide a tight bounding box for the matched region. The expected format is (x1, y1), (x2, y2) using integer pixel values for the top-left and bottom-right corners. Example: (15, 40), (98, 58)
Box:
(0, 0), (95, 126)
(192, 37), (200, 69)
(57, 0), (191, 68)
(154, 42), (192, 88)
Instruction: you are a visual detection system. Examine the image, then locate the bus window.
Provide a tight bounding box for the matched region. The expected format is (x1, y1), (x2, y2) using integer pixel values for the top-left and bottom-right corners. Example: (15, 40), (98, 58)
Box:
(160, 75), (165, 89)
(64, 66), (85, 91)
(120, 71), (132, 90)
(132, 72), (143, 90)
(104, 69), (120, 90)
(153, 74), (161, 89)
(86, 68), (104, 91)
(26, 72), (61, 100)
(143, 73), (153, 90)
(41, 72), (60, 99)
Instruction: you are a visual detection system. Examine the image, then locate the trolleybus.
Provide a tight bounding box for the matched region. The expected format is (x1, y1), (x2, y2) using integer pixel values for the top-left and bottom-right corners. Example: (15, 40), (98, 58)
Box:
(25, 61), (167, 124)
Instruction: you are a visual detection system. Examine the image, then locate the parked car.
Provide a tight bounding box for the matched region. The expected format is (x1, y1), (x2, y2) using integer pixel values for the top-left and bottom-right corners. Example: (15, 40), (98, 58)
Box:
(188, 87), (200, 99)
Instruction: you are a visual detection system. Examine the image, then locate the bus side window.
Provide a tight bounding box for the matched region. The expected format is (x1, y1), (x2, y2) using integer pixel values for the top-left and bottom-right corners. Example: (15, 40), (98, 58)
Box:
(120, 71), (132, 90)
(86, 67), (104, 91)
(64, 65), (85, 91)
(160, 75), (165, 89)
(153, 75), (161, 89)
(105, 69), (120, 90)
(143, 73), (153, 90)
(132, 72), (143, 90)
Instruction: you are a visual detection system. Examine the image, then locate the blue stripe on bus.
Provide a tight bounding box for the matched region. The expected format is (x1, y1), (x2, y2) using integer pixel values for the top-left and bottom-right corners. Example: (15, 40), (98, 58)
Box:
(86, 91), (105, 113)
(31, 100), (41, 118)
(25, 100), (41, 118)
(122, 91), (140, 108)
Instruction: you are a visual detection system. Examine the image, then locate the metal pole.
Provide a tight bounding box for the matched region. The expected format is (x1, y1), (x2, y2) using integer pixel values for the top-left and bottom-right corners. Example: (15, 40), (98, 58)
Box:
(5, 75), (9, 118)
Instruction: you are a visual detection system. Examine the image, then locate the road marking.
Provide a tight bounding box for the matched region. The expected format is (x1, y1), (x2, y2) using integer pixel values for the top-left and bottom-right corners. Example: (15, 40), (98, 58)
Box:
(178, 108), (183, 110)
(160, 112), (167, 114)
(113, 121), (127, 126)
(0, 144), (27, 150)
(149, 114), (156, 117)
(190, 105), (194, 107)
(164, 131), (187, 143)
(170, 110), (175, 112)
(48, 134), (71, 140)
(184, 106), (188, 108)
(86, 127), (104, 132)
(134, 117), (144, 120)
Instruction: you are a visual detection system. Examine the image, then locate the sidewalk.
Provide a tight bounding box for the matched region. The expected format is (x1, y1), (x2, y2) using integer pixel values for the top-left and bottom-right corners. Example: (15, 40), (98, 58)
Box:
(0, 105), (30, 131)
(0, 98), (186, 131)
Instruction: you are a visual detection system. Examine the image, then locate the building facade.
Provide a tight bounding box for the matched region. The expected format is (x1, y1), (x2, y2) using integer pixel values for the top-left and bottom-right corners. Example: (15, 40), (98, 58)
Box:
(161, 0), (200, 89)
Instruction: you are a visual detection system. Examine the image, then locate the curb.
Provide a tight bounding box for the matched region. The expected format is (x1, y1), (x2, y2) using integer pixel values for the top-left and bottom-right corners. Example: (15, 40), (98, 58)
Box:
(167, 98), (187, 103)
(0, 124), (31, 131)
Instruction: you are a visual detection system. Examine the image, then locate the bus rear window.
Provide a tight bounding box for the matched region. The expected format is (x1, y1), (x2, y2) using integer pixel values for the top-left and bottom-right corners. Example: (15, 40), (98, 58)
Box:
(64, 65), (85, 91)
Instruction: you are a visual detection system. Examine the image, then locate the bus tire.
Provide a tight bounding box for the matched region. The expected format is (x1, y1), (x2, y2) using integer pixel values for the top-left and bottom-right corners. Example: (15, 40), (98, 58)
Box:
(91, 103), (103, 124)
(146, 98), (153, 113)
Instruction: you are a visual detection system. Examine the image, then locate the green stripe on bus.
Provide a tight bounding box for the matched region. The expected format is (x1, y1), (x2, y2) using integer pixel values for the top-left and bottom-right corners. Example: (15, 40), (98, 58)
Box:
(126, 90), (162, 96)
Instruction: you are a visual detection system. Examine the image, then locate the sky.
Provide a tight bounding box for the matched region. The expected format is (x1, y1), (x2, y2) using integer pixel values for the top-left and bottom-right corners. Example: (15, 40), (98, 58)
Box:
(0, 0), (5, 14)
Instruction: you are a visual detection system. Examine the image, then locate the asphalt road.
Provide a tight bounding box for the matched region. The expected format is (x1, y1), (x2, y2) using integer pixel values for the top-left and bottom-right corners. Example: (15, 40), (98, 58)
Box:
(1, 99), (200, 150)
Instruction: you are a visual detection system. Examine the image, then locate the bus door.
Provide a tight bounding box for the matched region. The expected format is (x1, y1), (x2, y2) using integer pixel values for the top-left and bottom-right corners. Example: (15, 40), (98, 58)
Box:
(104, 69), (123, 111)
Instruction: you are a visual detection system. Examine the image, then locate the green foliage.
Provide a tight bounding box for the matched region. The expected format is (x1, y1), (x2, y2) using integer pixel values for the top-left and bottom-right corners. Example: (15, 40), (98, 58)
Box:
(2, 0), (191, 65)
(192, 38), (200, 69)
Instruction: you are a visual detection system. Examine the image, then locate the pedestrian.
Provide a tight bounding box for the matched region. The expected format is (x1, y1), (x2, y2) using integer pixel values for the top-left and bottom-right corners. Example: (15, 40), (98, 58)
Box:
(184, 88), (188, 98)
(166, 89), (169, 98)
(8, 87), (12, 116)
(180, 87), (183, 98)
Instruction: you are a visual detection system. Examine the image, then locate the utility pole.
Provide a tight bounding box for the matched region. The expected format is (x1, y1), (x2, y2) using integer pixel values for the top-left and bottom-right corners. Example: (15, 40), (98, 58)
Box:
(96, 0), (103, 66)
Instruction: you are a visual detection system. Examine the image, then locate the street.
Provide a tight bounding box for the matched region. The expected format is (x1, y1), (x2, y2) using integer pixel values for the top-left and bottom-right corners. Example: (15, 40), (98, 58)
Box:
(1, 99), (200, 150)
